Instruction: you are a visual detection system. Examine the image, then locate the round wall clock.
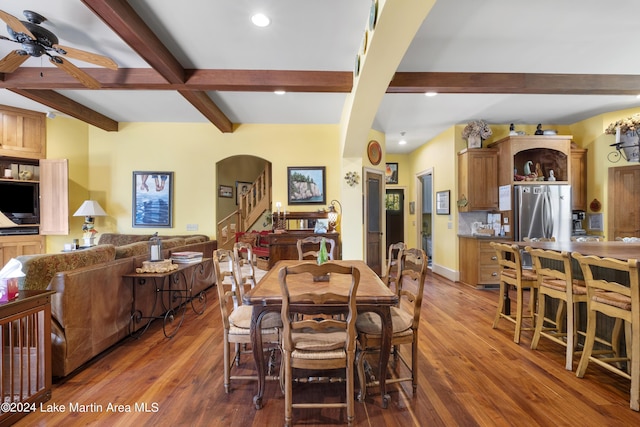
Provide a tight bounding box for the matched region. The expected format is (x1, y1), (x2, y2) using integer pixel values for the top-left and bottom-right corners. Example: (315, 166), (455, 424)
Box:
(367, 140), (382, 165)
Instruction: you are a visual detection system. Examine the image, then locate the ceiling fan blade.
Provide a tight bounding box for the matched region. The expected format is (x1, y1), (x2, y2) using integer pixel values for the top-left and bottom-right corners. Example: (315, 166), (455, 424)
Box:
(0, 50), (29, 73)
(0, 10), (35, 39)
(49, 56), (101, 89)
(53, 44), (118, 70)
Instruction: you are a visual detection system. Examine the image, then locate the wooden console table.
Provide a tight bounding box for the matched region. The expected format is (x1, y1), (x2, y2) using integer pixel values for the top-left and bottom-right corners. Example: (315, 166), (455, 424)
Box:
(122, 259), (211, 338)
(0, 290), (55, 426)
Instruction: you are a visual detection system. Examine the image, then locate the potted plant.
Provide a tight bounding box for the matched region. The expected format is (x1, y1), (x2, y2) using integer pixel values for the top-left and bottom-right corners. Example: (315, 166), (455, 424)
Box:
(462, 120), (493, 148)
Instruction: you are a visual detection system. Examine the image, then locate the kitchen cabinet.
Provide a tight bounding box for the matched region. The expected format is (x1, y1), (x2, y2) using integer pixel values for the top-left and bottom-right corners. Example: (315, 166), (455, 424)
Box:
(0, 105), (45, 160)
(457, 148), (499, 211)
(0, 235), (44, 266)
(459, 236), (509, 288)
(571, 149), (587, 210)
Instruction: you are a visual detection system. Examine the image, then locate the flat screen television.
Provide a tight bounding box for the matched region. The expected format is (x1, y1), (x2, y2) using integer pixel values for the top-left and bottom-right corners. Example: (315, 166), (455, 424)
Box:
(0, 180), (40, 224)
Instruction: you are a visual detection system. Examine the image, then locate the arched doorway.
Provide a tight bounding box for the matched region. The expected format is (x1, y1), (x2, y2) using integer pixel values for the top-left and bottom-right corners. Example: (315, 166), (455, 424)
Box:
(216, 155), (272, 250)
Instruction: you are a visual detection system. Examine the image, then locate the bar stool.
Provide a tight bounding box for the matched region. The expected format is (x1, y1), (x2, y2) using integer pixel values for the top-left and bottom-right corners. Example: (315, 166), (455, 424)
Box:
(527, 246), (587, 370)
(572, 253), (639, 411)
(491, 242), (538, 344)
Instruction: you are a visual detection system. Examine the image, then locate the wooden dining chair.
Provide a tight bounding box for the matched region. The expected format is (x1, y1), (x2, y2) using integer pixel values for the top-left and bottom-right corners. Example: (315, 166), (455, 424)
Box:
(490, 241), (539, 344)
(527, 246), (588, 370)
(572, 252), (640, 411)
(278, 262), (360, 426)
(213, 249), (280, 393)
(233, 241), (257, 291)
(355, 248), (428, 402)
(382, 242), (407, 290)
(296, 236), (335, 261)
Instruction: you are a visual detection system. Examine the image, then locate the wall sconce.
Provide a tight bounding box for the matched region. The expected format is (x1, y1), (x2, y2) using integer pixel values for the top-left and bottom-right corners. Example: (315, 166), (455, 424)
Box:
(327, 199), (342, 232)
(73, 200), (107, 246)
(344, 171), (360, 187)
(608, 127), (640, 162)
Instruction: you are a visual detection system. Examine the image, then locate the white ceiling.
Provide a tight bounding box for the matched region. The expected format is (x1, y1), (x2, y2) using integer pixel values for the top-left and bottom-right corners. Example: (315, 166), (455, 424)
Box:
(1, 0), (640, 153)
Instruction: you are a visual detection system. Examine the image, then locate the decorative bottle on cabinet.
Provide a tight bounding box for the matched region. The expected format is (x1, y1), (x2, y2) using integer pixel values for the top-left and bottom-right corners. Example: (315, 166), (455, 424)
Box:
(318, 238), (328, 265)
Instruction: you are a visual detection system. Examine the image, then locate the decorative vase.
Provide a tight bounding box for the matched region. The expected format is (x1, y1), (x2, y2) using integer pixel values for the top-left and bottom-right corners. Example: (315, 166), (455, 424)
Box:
(467, 134), (482, 148)
(83, 237), (96, 247)
(620, 131), (640, 162)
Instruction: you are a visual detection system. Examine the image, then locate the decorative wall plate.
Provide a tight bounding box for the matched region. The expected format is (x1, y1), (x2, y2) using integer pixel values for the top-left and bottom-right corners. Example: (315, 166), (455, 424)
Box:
(367, 140), (382, 165)
(369, 0), (378, 31)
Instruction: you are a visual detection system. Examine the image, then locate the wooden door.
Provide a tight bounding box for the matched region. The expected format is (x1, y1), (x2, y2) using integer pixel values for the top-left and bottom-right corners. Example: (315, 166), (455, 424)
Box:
(385, 189), (404, 248)
(365, 171), (383, 275)
(608, 165), (640, 239)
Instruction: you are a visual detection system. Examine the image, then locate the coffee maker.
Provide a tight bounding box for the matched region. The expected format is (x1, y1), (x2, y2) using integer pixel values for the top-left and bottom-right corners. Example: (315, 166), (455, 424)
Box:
(572, 210), (586, 235)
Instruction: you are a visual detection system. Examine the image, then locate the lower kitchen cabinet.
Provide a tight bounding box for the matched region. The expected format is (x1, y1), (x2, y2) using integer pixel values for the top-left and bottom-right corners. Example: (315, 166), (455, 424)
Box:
(459, 236), (509, 288)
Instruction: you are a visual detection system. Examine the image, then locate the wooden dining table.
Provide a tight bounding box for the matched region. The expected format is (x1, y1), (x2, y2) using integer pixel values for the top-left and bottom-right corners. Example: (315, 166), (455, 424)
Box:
(243, 259), (399, 409)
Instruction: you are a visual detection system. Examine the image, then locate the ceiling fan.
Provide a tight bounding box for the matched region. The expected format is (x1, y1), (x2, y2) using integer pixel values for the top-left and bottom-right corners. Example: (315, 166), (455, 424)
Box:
(0, 9), (117, 89)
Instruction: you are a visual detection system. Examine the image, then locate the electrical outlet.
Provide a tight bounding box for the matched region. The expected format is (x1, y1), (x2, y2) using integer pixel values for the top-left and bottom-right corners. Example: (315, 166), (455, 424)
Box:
(186, 224), (198, 231)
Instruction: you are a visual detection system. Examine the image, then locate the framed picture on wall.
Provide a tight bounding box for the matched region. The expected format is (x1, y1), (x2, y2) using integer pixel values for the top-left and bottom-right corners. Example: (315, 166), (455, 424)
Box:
(385, 163), (398, 184)
(219, 185), (233, 198)
(236, 181), (251, 205)
(287, 166), (326, 205)
(132, 171), (173, 227)
(436, 190), (450, 215)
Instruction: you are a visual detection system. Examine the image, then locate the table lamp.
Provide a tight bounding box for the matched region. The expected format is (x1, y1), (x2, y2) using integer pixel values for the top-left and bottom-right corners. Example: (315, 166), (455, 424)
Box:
(73, 200), (107, 246)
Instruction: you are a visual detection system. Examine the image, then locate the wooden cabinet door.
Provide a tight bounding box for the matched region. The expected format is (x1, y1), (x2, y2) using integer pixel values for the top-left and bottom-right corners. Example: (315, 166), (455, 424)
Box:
(571, 149), (587, 210)
(0, 106), (45, 159)
(39, 159), (69, 235)
(458, 149), (498, 211)
(608, 165), (640, 239)
(0, 235), (44, 265)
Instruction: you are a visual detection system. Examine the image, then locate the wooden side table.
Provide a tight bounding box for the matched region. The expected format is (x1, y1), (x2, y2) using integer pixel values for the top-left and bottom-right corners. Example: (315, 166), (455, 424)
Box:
(0, 290), (55, 426)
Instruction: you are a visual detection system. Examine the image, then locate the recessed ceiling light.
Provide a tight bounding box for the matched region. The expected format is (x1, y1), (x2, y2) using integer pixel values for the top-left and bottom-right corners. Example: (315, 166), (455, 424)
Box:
(425, 91), (438, 97)
(636, 94), (640, 99)
(251, 13), (270, 27)
(274, 90), (285, 95)
(398, 139), (407, 145)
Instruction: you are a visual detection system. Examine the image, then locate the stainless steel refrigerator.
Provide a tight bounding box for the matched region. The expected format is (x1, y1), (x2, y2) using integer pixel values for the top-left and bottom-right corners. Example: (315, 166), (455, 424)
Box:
(514, 184), (572, 242)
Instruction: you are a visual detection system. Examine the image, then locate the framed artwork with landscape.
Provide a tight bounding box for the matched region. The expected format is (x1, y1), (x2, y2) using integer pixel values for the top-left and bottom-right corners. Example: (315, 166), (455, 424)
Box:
(287, 166), (326, 205)
(133, 171), (173, 227)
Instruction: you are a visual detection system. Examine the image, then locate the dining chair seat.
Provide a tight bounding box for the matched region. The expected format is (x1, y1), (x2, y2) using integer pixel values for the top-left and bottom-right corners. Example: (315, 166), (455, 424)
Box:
(356, 248), (427, 403)
(527, 247), (589, 370)
(572, 252), (639, 411)
(491, 241), (539, 344)
(214, 249), (280, 394)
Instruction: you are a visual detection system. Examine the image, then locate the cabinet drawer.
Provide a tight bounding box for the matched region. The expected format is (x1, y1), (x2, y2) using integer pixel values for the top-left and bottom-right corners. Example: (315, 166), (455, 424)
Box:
(479, 250), (498, 266)
(479, 266), (500, 283)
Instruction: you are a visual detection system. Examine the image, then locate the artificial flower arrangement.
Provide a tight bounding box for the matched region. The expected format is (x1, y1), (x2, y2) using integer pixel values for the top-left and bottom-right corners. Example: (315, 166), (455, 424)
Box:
(605, 113), (640, 135)
(461, 119), (493, 140)
(344, 171), (360, 187)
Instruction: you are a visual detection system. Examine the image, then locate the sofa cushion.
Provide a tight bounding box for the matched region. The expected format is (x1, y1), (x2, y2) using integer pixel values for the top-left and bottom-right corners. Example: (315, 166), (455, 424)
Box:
(98, 233), (151, 246)
(161, 237), (186, 250)
(115, 241), (149, 259)
(17, 244), (116, 291)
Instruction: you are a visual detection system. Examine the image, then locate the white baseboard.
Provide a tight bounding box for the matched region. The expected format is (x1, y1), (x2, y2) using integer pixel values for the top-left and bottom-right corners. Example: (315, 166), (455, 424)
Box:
(431, 263), (458, 283)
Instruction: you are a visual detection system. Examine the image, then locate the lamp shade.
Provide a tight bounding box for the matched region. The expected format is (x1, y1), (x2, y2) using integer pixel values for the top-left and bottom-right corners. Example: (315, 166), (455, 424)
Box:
(73, 200), (107, 217)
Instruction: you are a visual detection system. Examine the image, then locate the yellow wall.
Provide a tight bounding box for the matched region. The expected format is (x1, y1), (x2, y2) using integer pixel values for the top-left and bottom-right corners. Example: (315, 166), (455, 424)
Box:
(43, 109), (640, 274)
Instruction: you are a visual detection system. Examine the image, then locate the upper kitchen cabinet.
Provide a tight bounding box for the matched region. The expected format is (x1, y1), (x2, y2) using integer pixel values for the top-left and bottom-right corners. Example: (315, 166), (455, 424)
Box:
(488, 135), (572, 187)
(571, 149), (587, 210)
(0, 105), (46, 160)
(458, 148), (499, 212)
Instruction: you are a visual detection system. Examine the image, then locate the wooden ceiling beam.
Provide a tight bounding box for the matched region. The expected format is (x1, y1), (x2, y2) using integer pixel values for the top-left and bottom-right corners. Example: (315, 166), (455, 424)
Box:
(81, 0), (232, 132)
(5, 69), (640, 95)
(389, 72), (640, 95)
(9, 89), (118, 132)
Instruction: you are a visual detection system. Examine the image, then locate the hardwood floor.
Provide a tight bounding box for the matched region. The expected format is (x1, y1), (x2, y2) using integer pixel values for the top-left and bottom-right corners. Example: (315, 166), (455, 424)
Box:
(15, 269), (640, 426)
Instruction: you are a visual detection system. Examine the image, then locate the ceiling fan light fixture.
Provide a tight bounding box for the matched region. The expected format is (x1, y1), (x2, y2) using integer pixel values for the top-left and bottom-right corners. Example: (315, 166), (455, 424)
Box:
(251, 13), (271, 27)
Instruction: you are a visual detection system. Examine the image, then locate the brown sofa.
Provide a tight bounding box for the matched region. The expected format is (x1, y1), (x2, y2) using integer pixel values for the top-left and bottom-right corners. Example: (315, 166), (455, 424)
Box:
(16, 233), (217, 377)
